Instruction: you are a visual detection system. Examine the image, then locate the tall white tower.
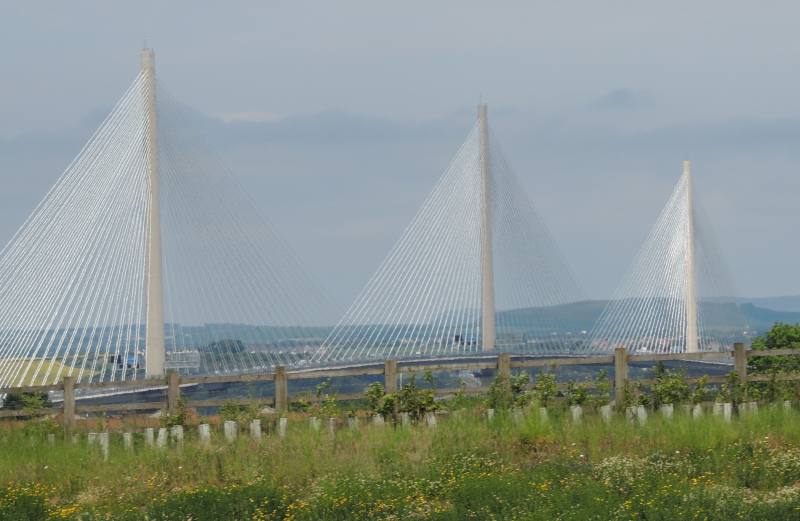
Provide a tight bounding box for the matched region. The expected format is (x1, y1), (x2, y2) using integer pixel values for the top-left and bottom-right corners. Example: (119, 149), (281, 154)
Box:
(478, 104), (496, 351)
(684, 160), (699, 353)
(141, 48), (165, 376)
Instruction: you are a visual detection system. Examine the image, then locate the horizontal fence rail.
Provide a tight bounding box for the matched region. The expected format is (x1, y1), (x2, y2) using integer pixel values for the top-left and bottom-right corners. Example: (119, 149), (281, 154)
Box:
(1, 343), (798, 426)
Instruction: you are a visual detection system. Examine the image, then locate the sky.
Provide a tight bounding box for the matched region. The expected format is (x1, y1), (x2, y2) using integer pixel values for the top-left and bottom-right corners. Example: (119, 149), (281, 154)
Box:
(1, 1), (799, 313)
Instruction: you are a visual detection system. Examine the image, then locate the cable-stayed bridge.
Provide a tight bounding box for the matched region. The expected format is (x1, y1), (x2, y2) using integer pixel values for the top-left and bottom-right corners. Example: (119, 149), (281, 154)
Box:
(314, 105), (585, 364)
(587, 161), (746, 354)
(0, 50), (746, 388)
(0, 50), (333, 387)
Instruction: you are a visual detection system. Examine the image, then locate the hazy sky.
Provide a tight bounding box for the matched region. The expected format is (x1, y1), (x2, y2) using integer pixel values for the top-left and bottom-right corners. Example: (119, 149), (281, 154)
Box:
(1, 1), (799, 312)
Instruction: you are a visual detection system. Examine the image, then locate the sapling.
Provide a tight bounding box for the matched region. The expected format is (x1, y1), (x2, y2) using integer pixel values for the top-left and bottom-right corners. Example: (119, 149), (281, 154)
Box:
(533, 371), (557, 408)
(691, 376), (709, 405)
(565, 381), (589, 407)
(651, 364), (689, 408)
(593, 369), (612, 408)
(594, 369), (614, 421)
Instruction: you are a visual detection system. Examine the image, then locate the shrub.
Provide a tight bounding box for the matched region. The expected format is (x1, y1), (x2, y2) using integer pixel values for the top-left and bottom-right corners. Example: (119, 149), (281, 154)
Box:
(718, 371), (743, 406)
(532, 371), (557, 407)
(289, 397), (311, 413)
(486, 374), (513, 410)
(315, 379), (338, 418)
(364, 382), (386, 414)
(510, 372), (531, 407)
(396, 373), (437, 420)
(691, 375), (710, 404)
(487, 372), (530, 409)
(2, 392), (50, 412)
(448, 380), (470, 411)
(565, 380), (589, 406)
(219, 401), (261, 423)
(755, 370), (797, 403)
(592, 369), (612, 407)
(364, 376), (440, 420)
(744, 381), (763, 402)
(20, 415), (60, 439)
(651, 363), (690, 406)
(623, 380), (649, 407)
(160, 398), (188, 428)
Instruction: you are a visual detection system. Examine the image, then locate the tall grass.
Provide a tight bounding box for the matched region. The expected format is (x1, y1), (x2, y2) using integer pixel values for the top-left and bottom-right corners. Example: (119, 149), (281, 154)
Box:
(2, 403), (800, 519)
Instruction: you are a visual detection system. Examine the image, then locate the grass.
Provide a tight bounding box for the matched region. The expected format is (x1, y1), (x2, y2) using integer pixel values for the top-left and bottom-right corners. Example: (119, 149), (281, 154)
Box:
(3, 402), (800, 519)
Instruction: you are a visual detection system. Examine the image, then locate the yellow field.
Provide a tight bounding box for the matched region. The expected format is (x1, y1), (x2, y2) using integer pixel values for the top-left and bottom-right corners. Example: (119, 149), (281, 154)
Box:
(0, 359), (93, 386)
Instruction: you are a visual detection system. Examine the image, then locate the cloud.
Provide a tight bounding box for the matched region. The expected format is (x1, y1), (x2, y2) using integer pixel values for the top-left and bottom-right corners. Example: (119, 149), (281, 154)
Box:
(587, 88), (654, 111)
(215, 110), (469, 146)
(219, 111), (282, 124)
(627, 117), (800, 151)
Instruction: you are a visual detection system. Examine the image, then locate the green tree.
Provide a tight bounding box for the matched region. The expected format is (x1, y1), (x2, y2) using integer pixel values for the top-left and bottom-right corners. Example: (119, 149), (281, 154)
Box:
(747, 323), (800, 402)
(3, 392), (50, 412)
(750, 323), (800, 373)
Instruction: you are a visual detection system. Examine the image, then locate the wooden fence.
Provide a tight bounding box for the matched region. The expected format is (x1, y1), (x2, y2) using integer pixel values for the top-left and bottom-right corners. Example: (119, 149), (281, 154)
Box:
(1, 342), (797, 427)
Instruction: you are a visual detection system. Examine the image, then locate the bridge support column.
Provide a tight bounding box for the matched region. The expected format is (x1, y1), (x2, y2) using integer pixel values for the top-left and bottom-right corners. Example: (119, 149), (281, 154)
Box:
(142, 48), (165, 378)
(478, 104), (495, 352)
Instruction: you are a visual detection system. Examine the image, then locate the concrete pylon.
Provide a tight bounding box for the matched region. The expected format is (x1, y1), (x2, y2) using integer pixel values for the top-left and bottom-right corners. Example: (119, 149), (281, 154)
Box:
(142, 48), (165, 377)
(683, 160), (698, 353)
(478, 104), (495, 352)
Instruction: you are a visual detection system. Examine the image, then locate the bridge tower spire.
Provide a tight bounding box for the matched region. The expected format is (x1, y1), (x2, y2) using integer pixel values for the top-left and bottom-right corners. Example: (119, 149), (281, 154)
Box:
(684, 160), (699, 353)
(478, 104), (495, 351)
(141, 48), (165, 376)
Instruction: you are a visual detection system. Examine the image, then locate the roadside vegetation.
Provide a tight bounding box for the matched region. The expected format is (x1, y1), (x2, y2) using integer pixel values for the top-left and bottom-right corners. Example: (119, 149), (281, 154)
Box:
(1, 323), (800, 519)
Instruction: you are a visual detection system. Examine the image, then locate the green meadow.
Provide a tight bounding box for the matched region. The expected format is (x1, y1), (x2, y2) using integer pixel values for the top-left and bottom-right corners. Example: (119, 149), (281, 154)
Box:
(3, 399), (800, 520)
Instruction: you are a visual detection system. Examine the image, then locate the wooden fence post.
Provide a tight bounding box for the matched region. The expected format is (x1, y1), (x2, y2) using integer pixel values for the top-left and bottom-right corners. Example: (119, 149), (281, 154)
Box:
(497, 353), (511, 380)
(496, 353), (512, 398)
(384, 360), (398, 394)
(614, 347), (628, 409)
(734, 342), (747, 383)
(274, 366), (288, 413)
(166, 370), (180, 415)
(62, 376), (75, 430)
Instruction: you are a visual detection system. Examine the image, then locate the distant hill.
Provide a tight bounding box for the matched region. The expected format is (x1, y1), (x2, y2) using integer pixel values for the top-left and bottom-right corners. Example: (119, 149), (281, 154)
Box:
(496, 300), (800, 337)
(497, 300), (606, 333)
(735, 296), (800, 313)
(735, 303), (800, 330)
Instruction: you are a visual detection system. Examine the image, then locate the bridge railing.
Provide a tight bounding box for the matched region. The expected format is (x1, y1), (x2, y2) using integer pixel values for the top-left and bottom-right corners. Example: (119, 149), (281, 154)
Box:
(2, 343), (798, 427)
